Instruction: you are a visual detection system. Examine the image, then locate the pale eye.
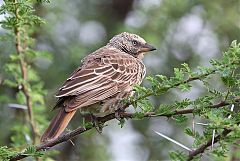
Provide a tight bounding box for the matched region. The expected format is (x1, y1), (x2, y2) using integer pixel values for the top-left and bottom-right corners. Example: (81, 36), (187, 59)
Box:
(132, 40), (138, 46)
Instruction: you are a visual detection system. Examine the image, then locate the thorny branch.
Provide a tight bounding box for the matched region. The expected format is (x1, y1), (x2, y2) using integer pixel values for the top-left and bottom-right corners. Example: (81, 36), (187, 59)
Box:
(9, 98), (240, 161)
(14, 0), (37, 144)
(135, 69), (216, 102)
(187, 129), (232, 161)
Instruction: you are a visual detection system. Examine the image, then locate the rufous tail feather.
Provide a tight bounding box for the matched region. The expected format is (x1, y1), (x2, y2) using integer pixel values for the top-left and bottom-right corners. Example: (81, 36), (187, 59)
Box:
(41, 108), (76, 142)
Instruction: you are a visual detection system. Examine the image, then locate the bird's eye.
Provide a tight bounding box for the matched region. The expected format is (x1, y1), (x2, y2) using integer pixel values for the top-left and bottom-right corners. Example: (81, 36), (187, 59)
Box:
(132, 40), (138, 46)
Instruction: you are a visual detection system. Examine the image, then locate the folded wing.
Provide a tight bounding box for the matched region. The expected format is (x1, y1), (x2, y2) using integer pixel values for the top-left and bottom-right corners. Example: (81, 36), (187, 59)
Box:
(55, 48), (145, 111)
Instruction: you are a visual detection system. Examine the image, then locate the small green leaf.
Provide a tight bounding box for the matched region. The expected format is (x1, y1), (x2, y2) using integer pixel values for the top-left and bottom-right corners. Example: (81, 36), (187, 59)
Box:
(184, 128), (194, 137)
(173, 115), (188, 124)
(133, 112), (145, 119)
(169, 151), (188, 161)
(179, 83), (191, 92)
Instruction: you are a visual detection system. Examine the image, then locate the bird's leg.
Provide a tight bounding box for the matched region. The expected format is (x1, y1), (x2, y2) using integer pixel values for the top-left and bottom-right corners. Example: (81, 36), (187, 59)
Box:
(90, 114), (103, 133)
(114, 109), (123, 121)
(82, 114), (102, 132)
(114, 101), (126, 121)
(115, 104), (127, 128)
(82, 117), (87, 130)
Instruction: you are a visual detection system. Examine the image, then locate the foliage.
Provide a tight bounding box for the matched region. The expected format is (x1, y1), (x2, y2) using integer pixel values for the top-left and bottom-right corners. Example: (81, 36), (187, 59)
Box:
(0, 0), (50, 160)
(0, 146), (44, 161)
(132, 41), (240, 160)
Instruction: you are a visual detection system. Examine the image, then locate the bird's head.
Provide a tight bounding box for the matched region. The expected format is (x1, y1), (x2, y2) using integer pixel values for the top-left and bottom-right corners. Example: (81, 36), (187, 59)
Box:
(107, 32), (156, 59)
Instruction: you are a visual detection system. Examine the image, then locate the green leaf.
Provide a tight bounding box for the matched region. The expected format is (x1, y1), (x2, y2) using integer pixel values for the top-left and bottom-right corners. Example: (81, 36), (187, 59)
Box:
(169, 151), (188, 161)
(174, 68), (184, 80)
(3, 79), (18, 87)
(0, 146), (17, 161)
(16, 91), (26, 104)
(133, 112), (145, 119)
(179, 83), (191, 92)
(118, 119), (125, 128)
(181, 63), (191, 73)
(173, 115), (188, 124)
(184, 128), (194, 137)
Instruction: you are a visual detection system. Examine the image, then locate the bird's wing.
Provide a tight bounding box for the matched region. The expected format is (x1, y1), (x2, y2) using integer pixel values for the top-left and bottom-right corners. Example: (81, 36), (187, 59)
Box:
(55, 48), (145, 111)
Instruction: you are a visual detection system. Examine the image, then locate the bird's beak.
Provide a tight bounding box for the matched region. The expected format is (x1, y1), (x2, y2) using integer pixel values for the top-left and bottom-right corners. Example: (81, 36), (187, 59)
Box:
(139, 43), (156, 53)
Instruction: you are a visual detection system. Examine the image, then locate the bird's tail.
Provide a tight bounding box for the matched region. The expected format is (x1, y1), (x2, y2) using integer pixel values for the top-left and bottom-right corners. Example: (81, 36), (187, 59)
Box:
(41, 108), (76, 142)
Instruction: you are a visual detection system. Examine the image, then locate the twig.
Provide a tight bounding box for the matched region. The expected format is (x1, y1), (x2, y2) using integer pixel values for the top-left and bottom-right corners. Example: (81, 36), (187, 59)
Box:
(186, 98), (239, 161)
(9, 126), (91, 161)
(14, 0), (37, 144)
(9, 98), (239, 161)
(135, 69), (216, 102)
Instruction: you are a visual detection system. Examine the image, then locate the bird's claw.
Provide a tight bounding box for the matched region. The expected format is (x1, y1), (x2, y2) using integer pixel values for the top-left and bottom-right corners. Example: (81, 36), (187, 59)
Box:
(114, 107), (125, 121)
(90, 114), (103, 134)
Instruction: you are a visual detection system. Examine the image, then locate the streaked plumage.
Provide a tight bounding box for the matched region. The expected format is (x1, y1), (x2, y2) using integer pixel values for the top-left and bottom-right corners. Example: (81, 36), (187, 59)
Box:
(41, 32), (156, 142)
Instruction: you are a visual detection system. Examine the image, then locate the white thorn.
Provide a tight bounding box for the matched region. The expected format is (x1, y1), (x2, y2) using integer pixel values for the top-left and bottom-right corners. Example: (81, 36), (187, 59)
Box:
(7, 103), (27, 110)
(154, 131), (192, 152)
(69, 139), (75, 146)
(230, 104), (235, 111)
(211, 129), (215, 149)
(25, 134), (31, 143)
(228, 104), (235, 119)
(192, 117), (195, 135)
(195, 122), (209, 126)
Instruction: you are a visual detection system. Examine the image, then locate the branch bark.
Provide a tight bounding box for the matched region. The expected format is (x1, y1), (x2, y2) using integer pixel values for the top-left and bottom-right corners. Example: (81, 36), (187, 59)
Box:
(14, 0), (37, 144)
(9, 98), (239, 161)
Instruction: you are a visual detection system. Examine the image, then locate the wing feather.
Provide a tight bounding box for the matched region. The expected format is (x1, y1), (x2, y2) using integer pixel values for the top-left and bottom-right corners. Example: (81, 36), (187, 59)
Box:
(55, 47), (145, 111)
(65, 83), (118, 111)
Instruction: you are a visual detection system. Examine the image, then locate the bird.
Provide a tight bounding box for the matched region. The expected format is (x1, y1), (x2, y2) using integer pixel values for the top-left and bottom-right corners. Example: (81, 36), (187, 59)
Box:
(41, 32), (156, 142)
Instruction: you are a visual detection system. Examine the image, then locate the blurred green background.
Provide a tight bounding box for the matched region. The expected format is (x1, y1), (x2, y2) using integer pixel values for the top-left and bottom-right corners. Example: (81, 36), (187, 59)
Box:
(0, 0), (240, 160)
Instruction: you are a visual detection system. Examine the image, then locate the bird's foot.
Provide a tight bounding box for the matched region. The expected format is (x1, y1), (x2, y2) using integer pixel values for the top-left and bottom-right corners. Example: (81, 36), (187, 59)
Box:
(90, 114), (103, 134)
(114, 106), (125, 121)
